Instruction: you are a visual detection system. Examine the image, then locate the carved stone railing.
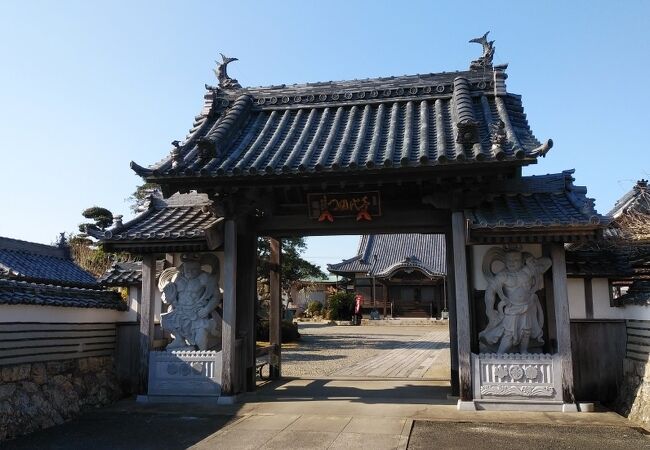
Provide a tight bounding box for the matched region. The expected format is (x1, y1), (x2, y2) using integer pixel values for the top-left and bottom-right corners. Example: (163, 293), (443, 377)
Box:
(148, 350), (222, 397)
(472, 353), (563, 403)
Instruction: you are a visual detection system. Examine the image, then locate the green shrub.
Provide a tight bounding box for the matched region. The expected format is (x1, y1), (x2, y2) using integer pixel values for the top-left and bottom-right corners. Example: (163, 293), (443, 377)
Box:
(326, 291), (355, 321)
(306, 301), (323, 316)
(256, 319), (301, 342)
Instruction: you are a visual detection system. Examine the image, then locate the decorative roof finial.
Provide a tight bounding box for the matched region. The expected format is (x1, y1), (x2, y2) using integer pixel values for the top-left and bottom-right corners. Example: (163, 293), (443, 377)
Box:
(214, 53), (242, 90)
(469, 31), (495, 70)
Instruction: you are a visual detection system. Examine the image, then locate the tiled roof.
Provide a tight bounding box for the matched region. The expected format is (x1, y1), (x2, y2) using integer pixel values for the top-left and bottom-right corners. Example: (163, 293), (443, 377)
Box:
(328, 234), (446, 278)
(131, 65), (552, 182)
(88, 191), (221, 245)
(608, 179), (650, 218)
(0, 236), (98, 286)
(465, 170), (607, 230)
(565, 248), (633, 278)
(98, 260), (165, 286)
(0, 278), (126, 310)
(616, 281), (650, 306)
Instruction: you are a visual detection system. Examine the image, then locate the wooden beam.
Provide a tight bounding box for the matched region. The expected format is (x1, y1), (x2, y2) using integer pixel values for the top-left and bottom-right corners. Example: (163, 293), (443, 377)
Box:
(451, 212), (472, 401)
(255, 209), (450, 237)
(236, 229), (258, 391)
(584, 277), (594, 319)
(269, 237), (282, 379)
(138, 253), (156, 394)
(445, 232), (460, 396)
(550, 243), (576, 404)
(221, 220), (237, 396)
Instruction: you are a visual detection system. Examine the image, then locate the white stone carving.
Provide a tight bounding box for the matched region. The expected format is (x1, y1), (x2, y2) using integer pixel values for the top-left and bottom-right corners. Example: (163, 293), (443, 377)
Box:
(159, 254), (222, 351)
(479, 246), (552, 354)
(472, 353), (562, 402)
(148, 350), (222, 397)
(480, 385), (555, 397)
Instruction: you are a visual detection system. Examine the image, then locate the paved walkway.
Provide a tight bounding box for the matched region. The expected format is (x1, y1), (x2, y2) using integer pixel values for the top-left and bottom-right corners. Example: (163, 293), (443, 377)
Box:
(5, 380), (646, 449)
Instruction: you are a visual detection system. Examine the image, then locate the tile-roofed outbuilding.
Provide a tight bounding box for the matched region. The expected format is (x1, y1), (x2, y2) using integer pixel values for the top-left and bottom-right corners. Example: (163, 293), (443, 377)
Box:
(464, 170), (608, 242)
(0, 236), (126, 310)
(131, 61), (552, 185)
(0, 236), (97, 286)
(98, 260), (165, 286)
(89, 191), (223, 253)
(328, 234), (446, 279)
(0, 278), (126, 310)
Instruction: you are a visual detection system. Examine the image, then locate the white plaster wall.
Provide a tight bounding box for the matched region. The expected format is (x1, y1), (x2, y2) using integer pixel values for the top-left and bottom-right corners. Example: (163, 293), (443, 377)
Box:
(567, 278), (587, 319)
(471, 244), (543, 291)
(620, 304), (650, 320)
(592, 278), (625, 320)
(0, 304), (135, 323)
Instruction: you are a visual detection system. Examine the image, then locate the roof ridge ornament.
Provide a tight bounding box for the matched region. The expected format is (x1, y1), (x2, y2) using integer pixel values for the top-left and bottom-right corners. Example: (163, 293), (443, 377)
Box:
(469, 31), (495, 70)
(215, 53), (242, 90)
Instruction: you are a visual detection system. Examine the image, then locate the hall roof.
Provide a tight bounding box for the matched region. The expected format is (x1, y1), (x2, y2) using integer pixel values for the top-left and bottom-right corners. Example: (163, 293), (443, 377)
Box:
(88, 191), (223, 253)
(131, 62), (552, 185)
(0, 236), (125, 310)
(328, 234), (446, 279)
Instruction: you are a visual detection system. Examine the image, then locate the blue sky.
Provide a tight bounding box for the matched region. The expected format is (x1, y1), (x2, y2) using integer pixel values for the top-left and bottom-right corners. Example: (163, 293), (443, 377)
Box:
(1, 1), (648, 271)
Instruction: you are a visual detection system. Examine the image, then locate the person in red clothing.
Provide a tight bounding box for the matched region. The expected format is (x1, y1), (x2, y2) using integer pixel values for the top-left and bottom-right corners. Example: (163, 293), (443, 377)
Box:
(354, 294), (363, 325)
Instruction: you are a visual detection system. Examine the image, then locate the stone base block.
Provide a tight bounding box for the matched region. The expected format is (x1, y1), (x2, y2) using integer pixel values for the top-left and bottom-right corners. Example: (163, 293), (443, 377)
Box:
(148, 350), (222, 397)
(457, 400), (477, 411)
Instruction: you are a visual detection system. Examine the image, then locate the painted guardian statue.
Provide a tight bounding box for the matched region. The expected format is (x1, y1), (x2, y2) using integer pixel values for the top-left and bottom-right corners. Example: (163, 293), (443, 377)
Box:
(158, 254), (222, 351)
(479, 247), (551, 354)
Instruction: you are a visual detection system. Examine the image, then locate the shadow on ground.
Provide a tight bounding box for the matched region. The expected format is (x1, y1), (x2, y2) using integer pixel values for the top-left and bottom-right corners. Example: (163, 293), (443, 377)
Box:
(2, 400), (236, 450)
(254, 378), (454, 405)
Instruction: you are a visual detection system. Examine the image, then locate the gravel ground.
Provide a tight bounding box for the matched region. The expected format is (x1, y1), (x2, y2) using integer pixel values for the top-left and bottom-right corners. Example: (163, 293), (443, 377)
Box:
(407, 421), (650, 449)
(281, 322), (449, 378)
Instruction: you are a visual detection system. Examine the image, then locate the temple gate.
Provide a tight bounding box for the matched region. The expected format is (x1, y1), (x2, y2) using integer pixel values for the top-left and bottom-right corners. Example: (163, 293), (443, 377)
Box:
(95, 36), (607, 411)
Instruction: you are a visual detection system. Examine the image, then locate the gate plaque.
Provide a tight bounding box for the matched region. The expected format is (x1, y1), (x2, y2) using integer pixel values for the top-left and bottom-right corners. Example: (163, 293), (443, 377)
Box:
(307, 191), (381, 222)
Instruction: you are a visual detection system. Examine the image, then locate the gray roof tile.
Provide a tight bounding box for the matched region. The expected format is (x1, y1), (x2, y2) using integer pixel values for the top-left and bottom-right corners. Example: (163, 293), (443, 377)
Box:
(132, 67), (552, 181)
(0, 237), (98, 286)
(466, 171), (607, 230)
(89, 191), (221, 243)
(328, 234), (446, 278)
(98, 260), (165, 286)
(0, 278), (126, 310)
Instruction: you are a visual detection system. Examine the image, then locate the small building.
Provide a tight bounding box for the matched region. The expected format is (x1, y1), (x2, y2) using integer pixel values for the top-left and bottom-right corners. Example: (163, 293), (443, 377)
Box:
(289, 275), (340, 312)
(328, 234), (446, 318)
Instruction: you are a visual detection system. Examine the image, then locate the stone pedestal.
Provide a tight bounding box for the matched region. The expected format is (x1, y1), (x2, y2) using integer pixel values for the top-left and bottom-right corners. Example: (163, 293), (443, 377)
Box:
(147, 350), (222, 397)
(470, 353), (572, 411)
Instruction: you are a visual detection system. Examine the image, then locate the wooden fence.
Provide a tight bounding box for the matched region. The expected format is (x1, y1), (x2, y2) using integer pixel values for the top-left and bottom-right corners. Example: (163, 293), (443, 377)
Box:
(626, 319), (650, 362)
(0, 322), (116, 366)
(570, 319), (626, 404)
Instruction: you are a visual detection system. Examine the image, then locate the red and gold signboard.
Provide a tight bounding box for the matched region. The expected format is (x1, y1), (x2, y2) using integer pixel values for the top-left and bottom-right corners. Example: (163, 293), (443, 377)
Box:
(307, 192), (381, 222)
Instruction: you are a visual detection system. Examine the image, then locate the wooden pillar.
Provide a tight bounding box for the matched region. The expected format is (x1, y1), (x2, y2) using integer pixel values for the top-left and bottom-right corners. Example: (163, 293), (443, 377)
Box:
(221, 219), (237, 396)
(236, 229), (258, 392)
(138, 253), (156, 393)
(445, 232), (460, 396)
(451, 212), (472, 401)
(550, 243), (576, 404)
(269, 238), (282, 379)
